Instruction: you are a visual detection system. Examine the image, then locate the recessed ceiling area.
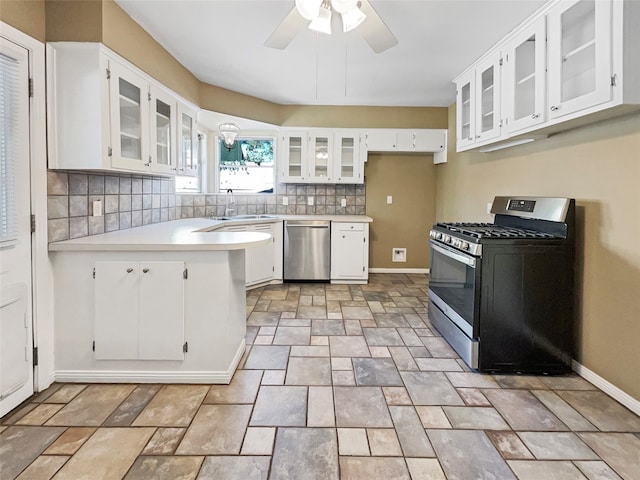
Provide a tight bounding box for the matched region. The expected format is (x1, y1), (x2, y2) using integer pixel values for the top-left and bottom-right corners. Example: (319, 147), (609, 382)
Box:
(115, 0), (547, 107)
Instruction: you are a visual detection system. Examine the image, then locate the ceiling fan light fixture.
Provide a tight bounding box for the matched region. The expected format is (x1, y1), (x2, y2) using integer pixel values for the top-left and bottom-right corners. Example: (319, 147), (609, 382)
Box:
(308, 4), (332, 34)
(341, 6), (366, 32)
(295, 0), (323, 20)
(218, 123), (240, 149)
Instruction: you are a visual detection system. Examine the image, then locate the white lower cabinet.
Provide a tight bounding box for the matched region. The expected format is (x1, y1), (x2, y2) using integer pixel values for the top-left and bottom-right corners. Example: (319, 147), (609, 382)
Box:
(221, 222), (283, 287)
(247, 224), (278, 286)
(94, 261), (185, 361)
(331, 222), (369, 283)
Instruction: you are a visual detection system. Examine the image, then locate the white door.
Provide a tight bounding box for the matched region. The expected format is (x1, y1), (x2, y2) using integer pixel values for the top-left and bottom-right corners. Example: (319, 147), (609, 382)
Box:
(0, 37), (34, 417)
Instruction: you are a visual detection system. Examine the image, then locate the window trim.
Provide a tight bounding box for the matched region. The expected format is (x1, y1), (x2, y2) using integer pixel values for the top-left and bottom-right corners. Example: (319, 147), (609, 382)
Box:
(214, 134), (277, 194)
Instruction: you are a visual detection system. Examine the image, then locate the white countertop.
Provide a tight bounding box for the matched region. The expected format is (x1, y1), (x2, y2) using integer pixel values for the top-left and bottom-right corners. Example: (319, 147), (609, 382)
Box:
(200, 214), (373, 230)
(48, 219), (272, 252)
(48, 215), (373, 252)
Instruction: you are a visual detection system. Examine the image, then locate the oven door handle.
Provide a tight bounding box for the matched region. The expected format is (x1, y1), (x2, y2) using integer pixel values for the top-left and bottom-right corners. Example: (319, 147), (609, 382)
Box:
(430, 242), (477, 268)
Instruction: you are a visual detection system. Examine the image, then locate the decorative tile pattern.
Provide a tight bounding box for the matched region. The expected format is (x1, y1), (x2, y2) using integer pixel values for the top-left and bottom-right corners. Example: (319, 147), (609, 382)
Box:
(3, 274), (640, 479)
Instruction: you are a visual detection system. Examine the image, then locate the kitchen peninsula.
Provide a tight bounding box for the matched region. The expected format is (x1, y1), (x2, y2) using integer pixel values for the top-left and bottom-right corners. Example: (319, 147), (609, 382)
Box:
(49, 219), (271, 384)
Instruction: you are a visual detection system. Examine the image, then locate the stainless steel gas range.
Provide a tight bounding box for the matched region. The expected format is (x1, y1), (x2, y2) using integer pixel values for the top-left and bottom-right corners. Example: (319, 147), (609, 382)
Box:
(428, 196), (576, 374)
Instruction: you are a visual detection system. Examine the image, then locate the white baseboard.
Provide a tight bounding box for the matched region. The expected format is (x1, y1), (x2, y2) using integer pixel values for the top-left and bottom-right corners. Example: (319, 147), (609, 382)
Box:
(369, 268), (430, 274)
(55, 340), (247, 385)
(572, 360), (640, 416)
(55, 370), (233, 384)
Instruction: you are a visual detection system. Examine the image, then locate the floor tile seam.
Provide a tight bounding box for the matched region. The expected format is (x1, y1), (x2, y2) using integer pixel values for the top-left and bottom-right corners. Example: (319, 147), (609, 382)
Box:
(484, 429), (536, 460)
(438, 404), (512, 432)
(478, 387), (573, 433)
(11, 451), (72, 480)
(512, 430), (604, 462)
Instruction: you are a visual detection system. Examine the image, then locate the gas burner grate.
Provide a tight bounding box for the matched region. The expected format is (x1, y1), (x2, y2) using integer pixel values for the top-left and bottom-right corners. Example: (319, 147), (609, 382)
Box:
(436, 222), (560, 240)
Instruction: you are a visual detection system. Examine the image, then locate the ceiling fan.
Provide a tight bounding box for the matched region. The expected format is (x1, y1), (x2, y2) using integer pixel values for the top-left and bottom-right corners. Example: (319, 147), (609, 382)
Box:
(265, 0), (398, 53)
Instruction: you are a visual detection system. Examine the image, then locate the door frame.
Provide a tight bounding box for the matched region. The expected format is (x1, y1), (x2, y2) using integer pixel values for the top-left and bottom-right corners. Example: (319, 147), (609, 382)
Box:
(1, 22), (52, 395)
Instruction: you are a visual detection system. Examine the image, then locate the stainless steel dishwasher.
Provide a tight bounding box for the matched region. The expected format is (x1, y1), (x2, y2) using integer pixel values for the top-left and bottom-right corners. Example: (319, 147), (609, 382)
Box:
(284, 220), (331, 281)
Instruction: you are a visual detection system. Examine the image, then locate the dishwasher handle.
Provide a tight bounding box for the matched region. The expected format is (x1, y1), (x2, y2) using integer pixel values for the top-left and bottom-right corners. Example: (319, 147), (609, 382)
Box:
(286, 224), (329, 228)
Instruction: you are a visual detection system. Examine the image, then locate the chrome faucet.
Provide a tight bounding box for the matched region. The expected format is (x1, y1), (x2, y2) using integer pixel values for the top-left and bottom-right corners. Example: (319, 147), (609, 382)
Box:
(224, 188), (235, 217)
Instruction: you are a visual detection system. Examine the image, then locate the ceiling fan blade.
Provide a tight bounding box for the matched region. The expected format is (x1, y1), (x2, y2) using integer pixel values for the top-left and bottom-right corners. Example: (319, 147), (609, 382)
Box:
(264, 7), (309, 49)
(357, 0), (398, 53)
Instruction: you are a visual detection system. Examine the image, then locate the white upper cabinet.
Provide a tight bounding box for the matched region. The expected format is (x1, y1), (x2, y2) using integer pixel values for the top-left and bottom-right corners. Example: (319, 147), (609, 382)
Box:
(361, 129), (447, 163)
(309, 130), (334, 183)
(47, 42), (198, 175)
(150, 84), (177, 175)
(547, 0), (612, 119)
(108, 61), (150, 172)
(280, 129), (365, 184)
(455, 52), (502, 149)
(454, 0), (640, 152)
(503, 17), (547, 134)
(334, 130), (362, 183)
(475, 51), (503, 143)
(455, 71), (475, 150)
(361, 130), (398, 151)
(177, 103), (199, 177)
(280, 131), (308, 182)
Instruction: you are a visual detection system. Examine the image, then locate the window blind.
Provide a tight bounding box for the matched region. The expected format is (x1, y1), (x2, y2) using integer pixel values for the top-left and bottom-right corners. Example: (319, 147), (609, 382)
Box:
(0, 52), (20, 244)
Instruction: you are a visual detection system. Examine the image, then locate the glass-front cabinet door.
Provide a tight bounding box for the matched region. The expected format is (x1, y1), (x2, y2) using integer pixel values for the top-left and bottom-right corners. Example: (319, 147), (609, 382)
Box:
(309, 131), (333, 183)
(108, 59), (149, 171)
(281, 132), (307, 182)
(474, 51), (502, 143)
(456, 71), (475, 150)
(334, 131), (361, 184)
(149, 84), (176, 175)
(504, 17), (546, 134)
(547, 0), (612, 120)
(177, 103), (198, 177)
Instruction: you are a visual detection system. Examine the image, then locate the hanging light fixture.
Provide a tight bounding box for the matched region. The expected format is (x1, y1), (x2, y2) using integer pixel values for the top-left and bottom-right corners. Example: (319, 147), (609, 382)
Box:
(295, 0), (322, 20)
(340, 6), (366, 32)
(297, 0), (366, 35)
(218, 123), (240, 150)
(308, 1), (332, 34)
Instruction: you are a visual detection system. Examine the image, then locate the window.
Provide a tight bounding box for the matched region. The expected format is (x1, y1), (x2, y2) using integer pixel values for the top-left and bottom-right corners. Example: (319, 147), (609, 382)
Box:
(0, 49), (23, 245)
(218, 137), (275, 193)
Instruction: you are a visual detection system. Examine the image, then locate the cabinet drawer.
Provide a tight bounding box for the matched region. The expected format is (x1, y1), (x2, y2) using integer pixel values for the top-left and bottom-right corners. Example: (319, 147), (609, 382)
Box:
(334, 222), (364, 232)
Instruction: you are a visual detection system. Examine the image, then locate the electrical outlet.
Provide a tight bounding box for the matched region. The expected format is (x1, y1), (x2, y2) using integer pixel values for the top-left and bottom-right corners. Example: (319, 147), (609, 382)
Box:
(341, 198), (347, 207)
(307, 196), (314, 206)
(392, 248), (407, 262)
(282, 196), (289, 206)
(92, 199), (103, 217)
(387, 196), (393, 204)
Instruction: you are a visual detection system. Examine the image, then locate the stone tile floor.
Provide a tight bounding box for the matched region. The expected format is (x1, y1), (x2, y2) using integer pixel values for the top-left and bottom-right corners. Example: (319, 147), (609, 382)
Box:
(1, 274), (639, 479)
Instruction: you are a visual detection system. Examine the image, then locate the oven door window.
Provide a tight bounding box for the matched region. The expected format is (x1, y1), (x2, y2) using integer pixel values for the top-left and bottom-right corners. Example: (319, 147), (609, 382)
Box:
(429, 243), (478, 332)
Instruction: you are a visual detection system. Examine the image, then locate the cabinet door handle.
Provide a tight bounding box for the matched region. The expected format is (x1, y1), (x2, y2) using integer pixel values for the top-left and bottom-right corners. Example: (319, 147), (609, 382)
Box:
(126, 268), (134, 273)
(531, 113), (540, 119)
(550, 105), (559, 112)
(142, 268), (150, 273)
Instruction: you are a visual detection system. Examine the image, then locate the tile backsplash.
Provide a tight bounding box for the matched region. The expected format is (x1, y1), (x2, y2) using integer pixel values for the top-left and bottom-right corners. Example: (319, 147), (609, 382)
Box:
(47, 171), (366, 242)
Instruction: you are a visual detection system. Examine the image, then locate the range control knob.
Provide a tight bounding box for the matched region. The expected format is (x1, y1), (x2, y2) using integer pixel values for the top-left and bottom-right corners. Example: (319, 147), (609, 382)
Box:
(436, 232), (443, 240)
(461, 241), (470, 251)
(429, 230), (436, 239)
(444, 235), (452, 244)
